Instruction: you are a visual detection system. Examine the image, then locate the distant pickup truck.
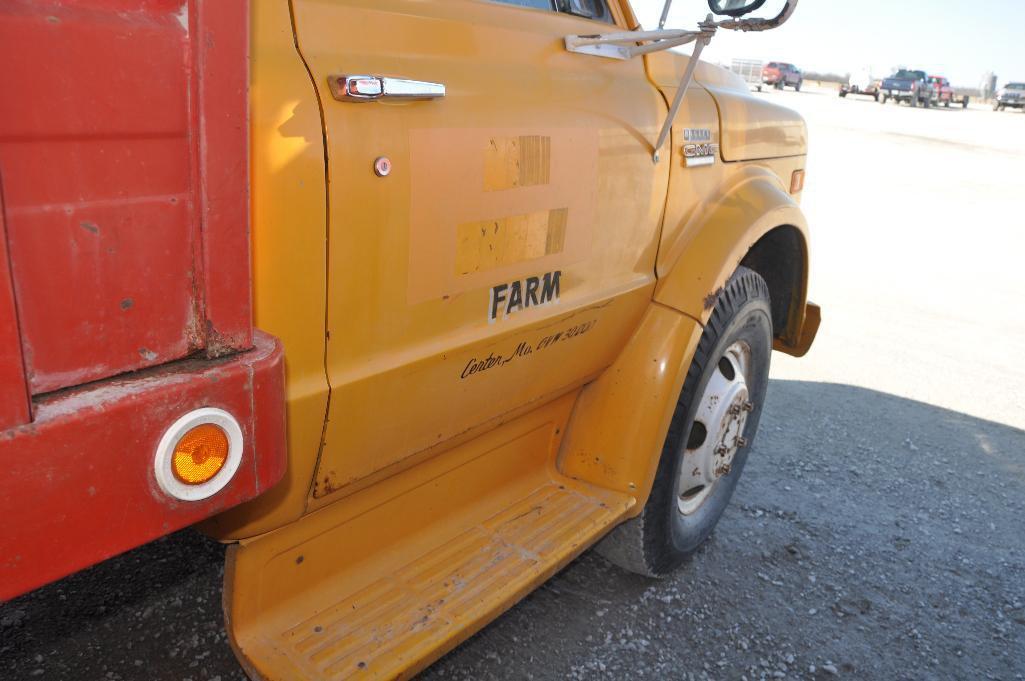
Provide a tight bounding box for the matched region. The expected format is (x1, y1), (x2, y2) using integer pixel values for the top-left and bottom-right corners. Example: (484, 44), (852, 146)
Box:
(994, 82), (1025, 111)
(762, 61), (803, 91)
(928, 75), (969, 108)
(881, 69), (935, 107)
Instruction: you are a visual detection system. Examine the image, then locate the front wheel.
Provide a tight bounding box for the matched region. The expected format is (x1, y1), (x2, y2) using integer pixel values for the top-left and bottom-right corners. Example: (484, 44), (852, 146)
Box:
(595, 267), (773, 577)
(909, 94), (918, 108)
(794, 80), (802, 92)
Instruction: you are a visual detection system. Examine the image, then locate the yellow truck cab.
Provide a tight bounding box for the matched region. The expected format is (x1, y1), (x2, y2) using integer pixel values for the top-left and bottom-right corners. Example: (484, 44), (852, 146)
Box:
(1, 0), (818, 678)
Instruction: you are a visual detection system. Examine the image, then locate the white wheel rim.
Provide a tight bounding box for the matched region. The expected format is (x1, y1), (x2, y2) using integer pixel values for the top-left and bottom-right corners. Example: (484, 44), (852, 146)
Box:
(677, 341), (754, 516)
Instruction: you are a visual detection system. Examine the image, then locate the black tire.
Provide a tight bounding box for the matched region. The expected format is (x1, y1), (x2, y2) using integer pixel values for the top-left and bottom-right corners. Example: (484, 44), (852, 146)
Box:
(944, 100), (950, 108)
(962, 97), (969, 109)
(909, 93), (918, 108)
(794, 80), (801, 92)
(595, 267), (773, 577)
(994, 103), (1001, 112)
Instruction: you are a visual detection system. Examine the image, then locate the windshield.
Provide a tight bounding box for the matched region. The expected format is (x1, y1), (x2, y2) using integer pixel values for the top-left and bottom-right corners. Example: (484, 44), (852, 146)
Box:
(892, 70), (924, 80)
(1007, 83), (1025, 90)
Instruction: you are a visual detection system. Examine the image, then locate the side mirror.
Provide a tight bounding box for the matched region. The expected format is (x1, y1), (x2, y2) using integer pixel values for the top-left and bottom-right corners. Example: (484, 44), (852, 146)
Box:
(708, 0), (767, 17)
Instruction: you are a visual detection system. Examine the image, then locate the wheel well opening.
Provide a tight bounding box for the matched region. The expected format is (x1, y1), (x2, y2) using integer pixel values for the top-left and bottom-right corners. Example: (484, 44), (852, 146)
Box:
(740, 225), (806, 338)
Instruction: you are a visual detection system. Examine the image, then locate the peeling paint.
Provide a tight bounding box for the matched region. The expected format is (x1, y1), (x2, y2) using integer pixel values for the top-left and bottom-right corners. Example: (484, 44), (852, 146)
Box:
(703, 287), (724, 311)
(173, 2), (188, 32)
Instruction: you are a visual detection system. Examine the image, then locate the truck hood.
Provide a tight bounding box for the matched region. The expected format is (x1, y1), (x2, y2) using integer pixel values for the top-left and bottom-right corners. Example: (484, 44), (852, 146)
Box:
(645, 54), (806, 161)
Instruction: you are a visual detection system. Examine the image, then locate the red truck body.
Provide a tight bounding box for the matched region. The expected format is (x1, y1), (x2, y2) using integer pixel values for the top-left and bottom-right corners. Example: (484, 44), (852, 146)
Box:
(928, 75), (969, 109)
(0, 0), (285, 600)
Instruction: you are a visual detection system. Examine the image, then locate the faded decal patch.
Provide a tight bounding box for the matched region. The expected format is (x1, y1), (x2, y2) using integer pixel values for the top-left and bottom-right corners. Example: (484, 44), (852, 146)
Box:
(455, 208), (567, 275)
(484, 135), (551, 191)
(408, 127), (596, 305)
(489, 270), (561, 322)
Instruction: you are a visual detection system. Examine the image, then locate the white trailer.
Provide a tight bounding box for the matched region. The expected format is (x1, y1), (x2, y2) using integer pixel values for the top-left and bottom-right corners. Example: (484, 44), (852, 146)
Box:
(731, 58), (764, 91)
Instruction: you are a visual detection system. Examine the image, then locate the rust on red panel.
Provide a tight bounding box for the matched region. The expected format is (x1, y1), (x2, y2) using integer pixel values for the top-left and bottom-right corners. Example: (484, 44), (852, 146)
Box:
(0, 0), (252, 394)
(0, 331), (286, 601)
(0, 176), (31, 430)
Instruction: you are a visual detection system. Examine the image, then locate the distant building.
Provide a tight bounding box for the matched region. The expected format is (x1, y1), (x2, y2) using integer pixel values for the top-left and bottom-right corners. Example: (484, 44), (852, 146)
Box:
(980, 72), (997, 100)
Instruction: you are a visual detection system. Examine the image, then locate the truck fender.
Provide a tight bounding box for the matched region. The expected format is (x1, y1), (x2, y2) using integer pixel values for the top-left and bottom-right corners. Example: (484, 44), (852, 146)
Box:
(558, 166), (818, 510)
(654, 165), (815, 355)
(558, 302), (702, 510)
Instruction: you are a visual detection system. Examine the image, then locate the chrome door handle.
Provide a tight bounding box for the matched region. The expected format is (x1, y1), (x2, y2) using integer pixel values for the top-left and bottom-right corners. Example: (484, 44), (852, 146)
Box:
(328, 75), (445, 102)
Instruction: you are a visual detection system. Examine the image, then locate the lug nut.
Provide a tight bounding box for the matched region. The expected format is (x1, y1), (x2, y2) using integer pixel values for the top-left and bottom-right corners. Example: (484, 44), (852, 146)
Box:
(736, 436), (749, 448)
(715, 445), (728, 456)
(742, 401), (755, 413)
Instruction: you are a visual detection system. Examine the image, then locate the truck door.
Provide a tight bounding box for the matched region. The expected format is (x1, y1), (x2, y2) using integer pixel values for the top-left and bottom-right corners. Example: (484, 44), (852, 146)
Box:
(290, 0), (669, 497)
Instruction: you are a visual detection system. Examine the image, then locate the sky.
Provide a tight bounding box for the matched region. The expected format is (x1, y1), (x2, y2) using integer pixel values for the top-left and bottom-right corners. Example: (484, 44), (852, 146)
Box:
(631, 0), (1025, 87)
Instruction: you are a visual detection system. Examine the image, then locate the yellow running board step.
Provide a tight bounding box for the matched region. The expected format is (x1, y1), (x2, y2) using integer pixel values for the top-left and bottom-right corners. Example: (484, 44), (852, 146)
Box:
(224, 405), (635, 680)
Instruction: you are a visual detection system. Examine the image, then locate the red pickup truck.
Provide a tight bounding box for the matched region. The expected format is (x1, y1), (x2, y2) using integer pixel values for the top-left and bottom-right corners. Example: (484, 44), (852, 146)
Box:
(928, 75), (969, 109)
(762, 61), (803, 91)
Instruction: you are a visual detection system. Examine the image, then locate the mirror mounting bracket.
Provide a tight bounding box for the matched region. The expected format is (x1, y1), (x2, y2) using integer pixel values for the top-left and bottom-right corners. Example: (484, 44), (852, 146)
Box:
(564, 0), (799, 161)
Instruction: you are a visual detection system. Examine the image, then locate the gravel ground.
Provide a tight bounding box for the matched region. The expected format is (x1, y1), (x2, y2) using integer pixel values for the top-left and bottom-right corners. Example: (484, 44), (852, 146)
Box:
(3, 89), (1024, 681)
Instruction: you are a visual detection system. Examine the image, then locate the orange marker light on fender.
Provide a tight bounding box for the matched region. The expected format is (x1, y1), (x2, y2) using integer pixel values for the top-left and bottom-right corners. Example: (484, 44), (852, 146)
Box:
(154, 408), (244, 501)
(790, 169), (805, 194)
(172, 423), (230, 485)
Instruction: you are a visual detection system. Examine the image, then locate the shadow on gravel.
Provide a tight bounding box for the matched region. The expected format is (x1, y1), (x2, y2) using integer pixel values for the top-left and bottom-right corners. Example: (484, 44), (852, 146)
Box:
(2, 380), (1023, 681)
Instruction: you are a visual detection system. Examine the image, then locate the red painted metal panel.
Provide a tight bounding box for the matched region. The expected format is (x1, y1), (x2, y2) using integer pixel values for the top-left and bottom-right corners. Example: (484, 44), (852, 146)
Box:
(0, 0), (251, 394)
(0, 176), (31, 430)
(0, 331), (285, 601)
(194, 1), (253, 354)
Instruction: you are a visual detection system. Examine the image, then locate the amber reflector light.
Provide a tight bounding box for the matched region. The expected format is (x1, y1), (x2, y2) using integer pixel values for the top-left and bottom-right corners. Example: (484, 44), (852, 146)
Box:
(790, 169), (805, 194)
(171, 423), (230, 485)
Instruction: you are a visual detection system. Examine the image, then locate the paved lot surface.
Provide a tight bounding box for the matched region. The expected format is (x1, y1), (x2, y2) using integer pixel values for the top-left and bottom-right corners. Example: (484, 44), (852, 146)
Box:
(3, 89), (1024, 681)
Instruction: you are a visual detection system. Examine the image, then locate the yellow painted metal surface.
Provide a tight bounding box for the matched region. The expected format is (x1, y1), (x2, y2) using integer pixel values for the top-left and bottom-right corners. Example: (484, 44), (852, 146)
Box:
(559, 302), (702, 509)
(225, 392), (634, 680)
(653, 163), (809, 324)
(643, 51), (812, 343)
(203, 0), (329, 539)
(219, 0), (820, 675)
(288, 0), (671, 504)
(706, 84), (809, 162)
